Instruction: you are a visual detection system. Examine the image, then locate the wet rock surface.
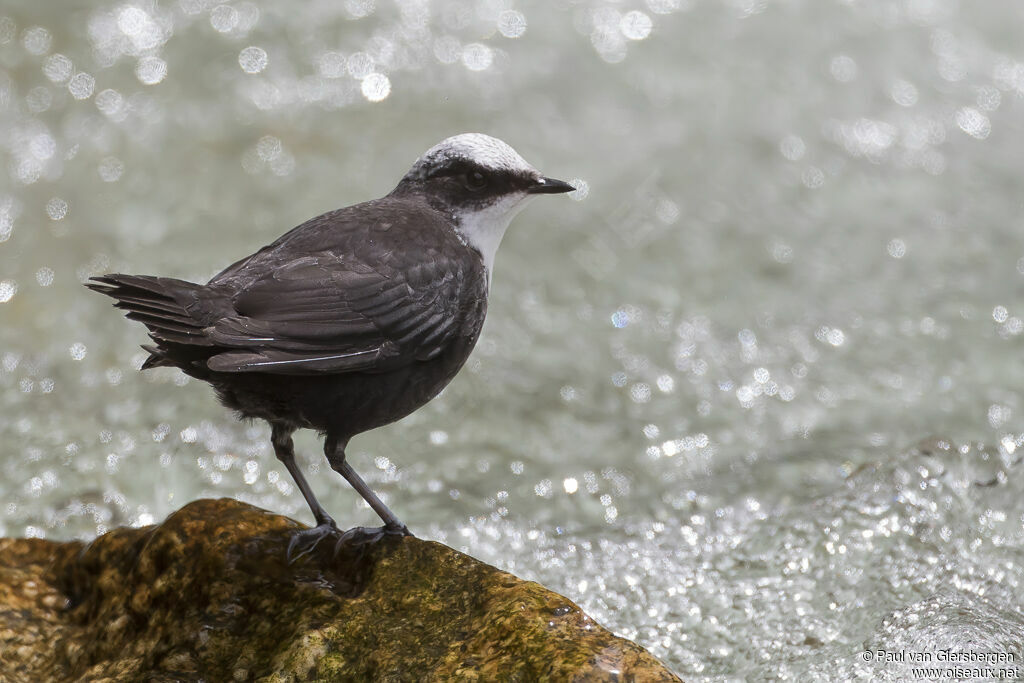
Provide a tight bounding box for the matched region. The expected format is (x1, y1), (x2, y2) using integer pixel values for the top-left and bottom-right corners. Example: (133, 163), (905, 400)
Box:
(0, 498), (680, 681)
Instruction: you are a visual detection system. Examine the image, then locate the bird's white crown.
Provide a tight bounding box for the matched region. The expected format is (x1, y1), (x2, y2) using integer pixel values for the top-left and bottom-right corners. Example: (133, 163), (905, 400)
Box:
(409, 133), (538, 179)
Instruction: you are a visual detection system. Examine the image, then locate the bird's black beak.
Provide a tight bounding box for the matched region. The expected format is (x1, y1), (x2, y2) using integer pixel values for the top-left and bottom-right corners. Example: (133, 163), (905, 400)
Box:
(527, 176), (576, 194)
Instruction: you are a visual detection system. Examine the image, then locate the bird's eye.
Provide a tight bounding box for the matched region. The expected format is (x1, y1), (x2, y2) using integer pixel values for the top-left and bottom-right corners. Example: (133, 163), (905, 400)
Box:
(463, 171), (488, 192)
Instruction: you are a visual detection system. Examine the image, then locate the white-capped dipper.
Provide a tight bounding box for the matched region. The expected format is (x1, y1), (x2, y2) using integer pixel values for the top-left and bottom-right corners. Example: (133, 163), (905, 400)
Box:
(88, 134), (574, 556)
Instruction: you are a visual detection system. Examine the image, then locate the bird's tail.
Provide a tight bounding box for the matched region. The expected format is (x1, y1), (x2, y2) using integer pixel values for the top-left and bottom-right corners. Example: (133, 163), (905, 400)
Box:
(86, 274), (214, 369)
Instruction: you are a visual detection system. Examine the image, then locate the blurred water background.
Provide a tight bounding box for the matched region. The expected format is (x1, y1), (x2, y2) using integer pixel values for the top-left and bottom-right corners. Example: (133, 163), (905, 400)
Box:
(3, 0), (1024, 678)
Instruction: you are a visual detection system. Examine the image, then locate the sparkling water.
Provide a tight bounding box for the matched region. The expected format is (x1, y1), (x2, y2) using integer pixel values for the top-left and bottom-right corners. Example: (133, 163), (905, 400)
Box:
(2, 1), (1023, 678)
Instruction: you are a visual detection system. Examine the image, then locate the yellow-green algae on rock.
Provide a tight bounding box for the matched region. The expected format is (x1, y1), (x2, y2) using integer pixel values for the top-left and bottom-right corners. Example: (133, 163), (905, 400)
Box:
(0, 498), (680, 681)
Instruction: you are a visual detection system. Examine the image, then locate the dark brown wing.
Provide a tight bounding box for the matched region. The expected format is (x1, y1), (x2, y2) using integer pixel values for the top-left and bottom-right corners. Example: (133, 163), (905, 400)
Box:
(204, 249), (474, 375)
(90, 197), (485, 376)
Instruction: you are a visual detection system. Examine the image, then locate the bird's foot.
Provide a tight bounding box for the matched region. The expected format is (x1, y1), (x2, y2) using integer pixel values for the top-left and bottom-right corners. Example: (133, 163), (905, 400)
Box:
(333, 523), (412, 554)
(286, 519), (341, 564)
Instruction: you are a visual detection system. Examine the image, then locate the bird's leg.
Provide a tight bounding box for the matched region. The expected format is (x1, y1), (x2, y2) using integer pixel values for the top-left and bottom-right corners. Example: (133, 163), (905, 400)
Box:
(272, 424), (335, 526)
(271, 423), (340, 562)
(325, 434), (412, 544)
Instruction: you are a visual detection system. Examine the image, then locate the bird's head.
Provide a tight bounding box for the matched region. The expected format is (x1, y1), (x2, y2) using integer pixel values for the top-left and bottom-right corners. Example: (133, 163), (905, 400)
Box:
(391, 133), (574, 273)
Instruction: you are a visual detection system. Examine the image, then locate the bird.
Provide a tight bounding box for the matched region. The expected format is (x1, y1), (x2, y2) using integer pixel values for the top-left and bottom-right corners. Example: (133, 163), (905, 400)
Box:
(87, 133), (574, 556)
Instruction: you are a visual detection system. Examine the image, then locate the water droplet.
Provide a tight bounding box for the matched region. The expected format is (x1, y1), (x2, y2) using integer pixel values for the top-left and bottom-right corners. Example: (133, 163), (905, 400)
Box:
(16, 159), (42, 184)
(69, 342), (87, 360)
(243, 459), (259, 485)
(620, 11), (652, 40)
(497, 10), (527, 38)
(29, 133), (56, 160)
(238, 46), (268, 74)
(96, 89), (125, 118)
(656, 199), (679, 224)
(360, 72), (390, 102)
(988, 403), (1010, 428)
(68, 72), (96, 99)
(210, 4), (239, 33)
(43, 53), (73, 82)
(887, 239), (906, 259)
(135, 56), (167, 85)
(35, 267), (54, 286)
(592, 23), (627, 63)
(955, 107), (990, 140)
(347, 52), (374, 79)
(779, 134), (806, 161)
(630, 383), (652, 403)
(890, 79), (918, 107)
(235, 3), (260, 33)
(117, 7), (148, 36)
(568, 178), (589, 201)
(22, 26), (51, 55)
(45, 197), (67, 220)
(801, 166), (824, 189)
(461, 43), (493, 71)
(255, 135), (281, 161)
(0, 280), (17, 303)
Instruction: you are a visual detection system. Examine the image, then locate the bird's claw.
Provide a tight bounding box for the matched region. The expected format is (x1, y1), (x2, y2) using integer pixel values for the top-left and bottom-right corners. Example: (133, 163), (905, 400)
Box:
(332, 523), (411, 554)
(287, 521), (411, 564)
(286, 520), (341, 564)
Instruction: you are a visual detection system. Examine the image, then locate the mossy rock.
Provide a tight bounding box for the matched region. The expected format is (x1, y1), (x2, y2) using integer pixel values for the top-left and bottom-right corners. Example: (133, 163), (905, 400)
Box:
(0, 498), (680, 681)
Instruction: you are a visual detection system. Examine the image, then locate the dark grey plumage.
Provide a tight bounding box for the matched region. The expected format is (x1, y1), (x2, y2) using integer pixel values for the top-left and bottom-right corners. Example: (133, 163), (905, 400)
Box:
(86, 133), (573, 554)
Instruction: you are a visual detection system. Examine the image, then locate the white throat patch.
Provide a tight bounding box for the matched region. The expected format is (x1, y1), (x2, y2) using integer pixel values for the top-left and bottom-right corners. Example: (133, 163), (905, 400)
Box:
(456, 193), (536, 280)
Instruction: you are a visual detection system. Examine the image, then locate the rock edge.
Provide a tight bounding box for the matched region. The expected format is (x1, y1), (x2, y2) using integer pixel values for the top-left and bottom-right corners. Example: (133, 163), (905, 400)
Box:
(0, 498), (680, 681)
